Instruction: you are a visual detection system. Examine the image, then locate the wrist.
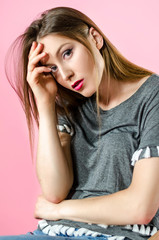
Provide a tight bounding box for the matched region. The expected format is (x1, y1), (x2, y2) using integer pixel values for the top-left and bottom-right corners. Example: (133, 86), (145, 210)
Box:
(58, 200), (70, 220)
(37, 101), (56, 116)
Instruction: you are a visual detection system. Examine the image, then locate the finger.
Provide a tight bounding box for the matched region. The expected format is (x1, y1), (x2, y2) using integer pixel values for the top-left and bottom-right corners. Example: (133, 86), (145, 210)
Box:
(27, 66), (52, 85)
(27, 66), (51, 81)
(40, 54), (49, 65)
(28, 41), (37, 58)
(33, 66), (52, 75)
(29, 42), (44, 60)
(28, 52), (47, 72)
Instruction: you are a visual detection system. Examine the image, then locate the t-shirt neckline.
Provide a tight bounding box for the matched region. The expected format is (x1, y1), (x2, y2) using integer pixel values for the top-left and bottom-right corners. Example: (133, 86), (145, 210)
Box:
(91, 73), (156, 114)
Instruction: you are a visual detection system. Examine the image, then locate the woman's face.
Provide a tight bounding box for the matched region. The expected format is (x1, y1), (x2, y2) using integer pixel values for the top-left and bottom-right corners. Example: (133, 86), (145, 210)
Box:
(39, 28), (105, 97)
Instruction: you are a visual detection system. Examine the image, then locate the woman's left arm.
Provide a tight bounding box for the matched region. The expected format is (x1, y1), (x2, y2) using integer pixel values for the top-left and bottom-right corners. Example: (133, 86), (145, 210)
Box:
(35, 157), (159, 226)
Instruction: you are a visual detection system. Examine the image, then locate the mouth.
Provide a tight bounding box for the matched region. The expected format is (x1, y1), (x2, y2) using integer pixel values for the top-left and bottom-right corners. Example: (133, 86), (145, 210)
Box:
(71, 79), (84, 91)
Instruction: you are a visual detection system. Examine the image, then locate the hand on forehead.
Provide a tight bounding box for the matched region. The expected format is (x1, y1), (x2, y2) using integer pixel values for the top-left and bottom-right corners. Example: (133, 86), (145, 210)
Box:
(40, 53), (49, 65)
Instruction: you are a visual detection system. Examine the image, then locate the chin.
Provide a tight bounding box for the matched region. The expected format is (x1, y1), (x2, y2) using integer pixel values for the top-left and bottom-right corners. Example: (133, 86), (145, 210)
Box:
(80, 90), (96, 98)
(83, 86), (97, 97)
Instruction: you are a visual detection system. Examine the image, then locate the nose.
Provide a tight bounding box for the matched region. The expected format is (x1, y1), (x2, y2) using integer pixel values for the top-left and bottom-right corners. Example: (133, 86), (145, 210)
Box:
(59, 66), (74, 81)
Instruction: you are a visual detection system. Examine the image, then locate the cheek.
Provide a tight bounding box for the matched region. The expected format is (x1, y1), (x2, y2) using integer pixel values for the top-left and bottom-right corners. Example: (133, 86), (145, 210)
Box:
(56, 79), (68, 88)
(74, 50), (95, 74)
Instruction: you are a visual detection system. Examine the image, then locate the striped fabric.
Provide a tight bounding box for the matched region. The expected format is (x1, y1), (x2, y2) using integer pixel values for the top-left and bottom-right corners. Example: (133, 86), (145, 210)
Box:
(38, 220), (158, 239)
(38, 220), (125, 239)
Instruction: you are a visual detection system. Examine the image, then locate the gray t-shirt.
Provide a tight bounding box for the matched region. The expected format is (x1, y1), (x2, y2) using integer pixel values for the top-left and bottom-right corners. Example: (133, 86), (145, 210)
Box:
(38, 73), (159, 239)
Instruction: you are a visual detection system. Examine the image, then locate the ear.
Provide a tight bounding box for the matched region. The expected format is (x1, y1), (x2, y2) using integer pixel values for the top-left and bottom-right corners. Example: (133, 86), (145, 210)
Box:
(89, 27), (104, 50)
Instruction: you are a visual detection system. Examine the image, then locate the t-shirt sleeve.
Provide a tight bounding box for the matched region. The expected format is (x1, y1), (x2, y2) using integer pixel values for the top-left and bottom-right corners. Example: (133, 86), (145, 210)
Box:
(131, 88), (159, 166)
(57, 114), (74, 136)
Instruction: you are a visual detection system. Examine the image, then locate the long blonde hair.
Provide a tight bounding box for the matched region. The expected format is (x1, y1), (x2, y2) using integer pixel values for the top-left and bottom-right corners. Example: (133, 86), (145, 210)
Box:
(5, 6), (153, 156)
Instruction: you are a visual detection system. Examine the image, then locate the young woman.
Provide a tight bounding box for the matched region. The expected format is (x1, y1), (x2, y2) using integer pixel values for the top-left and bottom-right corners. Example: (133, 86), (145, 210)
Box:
(2, 6), (159, 240)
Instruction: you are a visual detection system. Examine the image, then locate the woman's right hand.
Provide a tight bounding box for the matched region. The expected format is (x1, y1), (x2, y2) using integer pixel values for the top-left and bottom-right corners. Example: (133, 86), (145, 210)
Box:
(27, 41), (58, 107)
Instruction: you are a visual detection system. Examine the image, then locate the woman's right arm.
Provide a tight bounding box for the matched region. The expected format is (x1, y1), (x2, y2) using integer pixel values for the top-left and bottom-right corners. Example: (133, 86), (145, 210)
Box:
(27, 42), (73, 203)
(36, 103), (73, 203)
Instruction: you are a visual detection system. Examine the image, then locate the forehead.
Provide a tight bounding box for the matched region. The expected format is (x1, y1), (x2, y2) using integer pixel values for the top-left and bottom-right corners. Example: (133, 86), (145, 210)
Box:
(38, 34), (77, 52)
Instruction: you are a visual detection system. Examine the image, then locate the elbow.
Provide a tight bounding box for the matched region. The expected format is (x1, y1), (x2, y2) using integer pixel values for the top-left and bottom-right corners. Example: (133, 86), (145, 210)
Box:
(135, 213), (153, 225)
(43, 193), (66, 204)
(133, 203), (156, 225)
(41, 178), (73, 204)
(43, 185), (72, 204)
(127, 186), (157, 225)
(47, 196), (63, 204)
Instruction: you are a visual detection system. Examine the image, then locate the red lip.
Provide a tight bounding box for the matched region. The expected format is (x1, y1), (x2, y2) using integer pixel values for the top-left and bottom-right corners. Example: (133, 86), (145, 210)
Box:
(71, 79), (84, 89)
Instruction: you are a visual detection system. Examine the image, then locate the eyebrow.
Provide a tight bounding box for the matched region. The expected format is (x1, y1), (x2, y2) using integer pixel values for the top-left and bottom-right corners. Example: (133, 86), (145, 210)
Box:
(44, 42), (71, 66)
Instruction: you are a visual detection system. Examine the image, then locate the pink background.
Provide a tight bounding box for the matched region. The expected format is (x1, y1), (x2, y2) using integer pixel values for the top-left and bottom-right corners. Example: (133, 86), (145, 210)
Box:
(0, 0), (159, 236)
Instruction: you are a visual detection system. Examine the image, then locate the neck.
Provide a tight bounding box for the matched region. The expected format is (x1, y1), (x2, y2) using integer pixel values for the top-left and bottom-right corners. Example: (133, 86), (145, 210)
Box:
(98, 73), (150, 110)
(98, 72), (120, 107)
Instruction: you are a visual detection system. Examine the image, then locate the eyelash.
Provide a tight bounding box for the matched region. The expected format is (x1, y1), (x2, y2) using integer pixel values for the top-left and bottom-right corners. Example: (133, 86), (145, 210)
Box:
(51, 48), (73, 73)
(63, 48), (73, 58)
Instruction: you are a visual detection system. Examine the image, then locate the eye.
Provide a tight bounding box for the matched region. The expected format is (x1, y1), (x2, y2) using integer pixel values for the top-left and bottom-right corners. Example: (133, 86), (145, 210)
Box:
(63, 48), (73, 59)
(50, 48), (73, 73)
(51, 65), (57, 73)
